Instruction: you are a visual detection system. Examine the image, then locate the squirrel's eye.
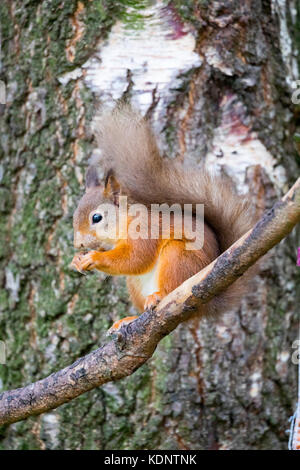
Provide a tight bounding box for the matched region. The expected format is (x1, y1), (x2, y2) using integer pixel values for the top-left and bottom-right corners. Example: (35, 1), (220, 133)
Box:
(92, 213), (103, 224)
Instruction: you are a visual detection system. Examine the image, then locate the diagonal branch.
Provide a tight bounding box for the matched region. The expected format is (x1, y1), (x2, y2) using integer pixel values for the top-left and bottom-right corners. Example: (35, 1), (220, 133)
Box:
(0, 178), (299, 426)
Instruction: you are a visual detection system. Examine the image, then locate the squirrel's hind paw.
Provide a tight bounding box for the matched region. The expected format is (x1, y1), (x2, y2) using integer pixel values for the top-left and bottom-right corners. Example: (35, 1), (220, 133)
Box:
(107, 315), (139, 336)
(144, 292), (162, 311)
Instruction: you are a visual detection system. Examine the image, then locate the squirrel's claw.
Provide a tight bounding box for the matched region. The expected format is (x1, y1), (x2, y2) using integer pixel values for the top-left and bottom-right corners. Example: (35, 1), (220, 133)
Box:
(70, 251), (99, 273)
(144, 292), (161, 311)
(78, 251), (96, 271)
(70, 255), (87, 275)
(107, 316), (139, 336)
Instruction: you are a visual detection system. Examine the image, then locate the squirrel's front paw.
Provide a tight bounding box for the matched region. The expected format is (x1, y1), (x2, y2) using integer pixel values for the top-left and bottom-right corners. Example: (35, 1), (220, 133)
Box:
(70, 253), (86, 274)
(70, 251), (100, 273)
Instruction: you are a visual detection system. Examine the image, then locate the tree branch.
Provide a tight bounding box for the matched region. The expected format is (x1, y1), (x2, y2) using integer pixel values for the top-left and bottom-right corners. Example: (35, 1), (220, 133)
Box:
(0, 178), (299, 426)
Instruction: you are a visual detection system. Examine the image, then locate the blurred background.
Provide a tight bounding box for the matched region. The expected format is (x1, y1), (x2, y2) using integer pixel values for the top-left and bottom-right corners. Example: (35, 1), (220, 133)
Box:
(0, 0), (299, 450)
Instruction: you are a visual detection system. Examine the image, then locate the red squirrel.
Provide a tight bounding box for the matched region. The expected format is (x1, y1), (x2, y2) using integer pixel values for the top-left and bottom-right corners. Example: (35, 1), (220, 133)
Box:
(71, 105), (256, 332)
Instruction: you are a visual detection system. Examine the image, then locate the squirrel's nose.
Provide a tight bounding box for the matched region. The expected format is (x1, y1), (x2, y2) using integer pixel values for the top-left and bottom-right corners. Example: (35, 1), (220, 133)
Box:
(74, 231), (85, 249)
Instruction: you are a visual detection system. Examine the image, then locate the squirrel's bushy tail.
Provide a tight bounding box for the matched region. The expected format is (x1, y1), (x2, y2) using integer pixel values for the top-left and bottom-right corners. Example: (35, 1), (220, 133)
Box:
(93, 105), (257, 314)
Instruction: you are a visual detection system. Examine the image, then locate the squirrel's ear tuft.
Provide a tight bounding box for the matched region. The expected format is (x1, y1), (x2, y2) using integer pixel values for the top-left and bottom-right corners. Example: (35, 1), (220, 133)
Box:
(86, 165), (101, 189)
(104, 169), (121, 204)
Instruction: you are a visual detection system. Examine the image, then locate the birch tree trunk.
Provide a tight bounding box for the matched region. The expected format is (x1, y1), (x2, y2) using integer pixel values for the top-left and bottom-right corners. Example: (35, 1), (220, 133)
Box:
(0, 0), (299, 450)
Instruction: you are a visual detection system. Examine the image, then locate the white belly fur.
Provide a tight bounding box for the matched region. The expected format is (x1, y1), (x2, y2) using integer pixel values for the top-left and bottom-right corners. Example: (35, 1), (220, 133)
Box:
(136, 259), (159, 298)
